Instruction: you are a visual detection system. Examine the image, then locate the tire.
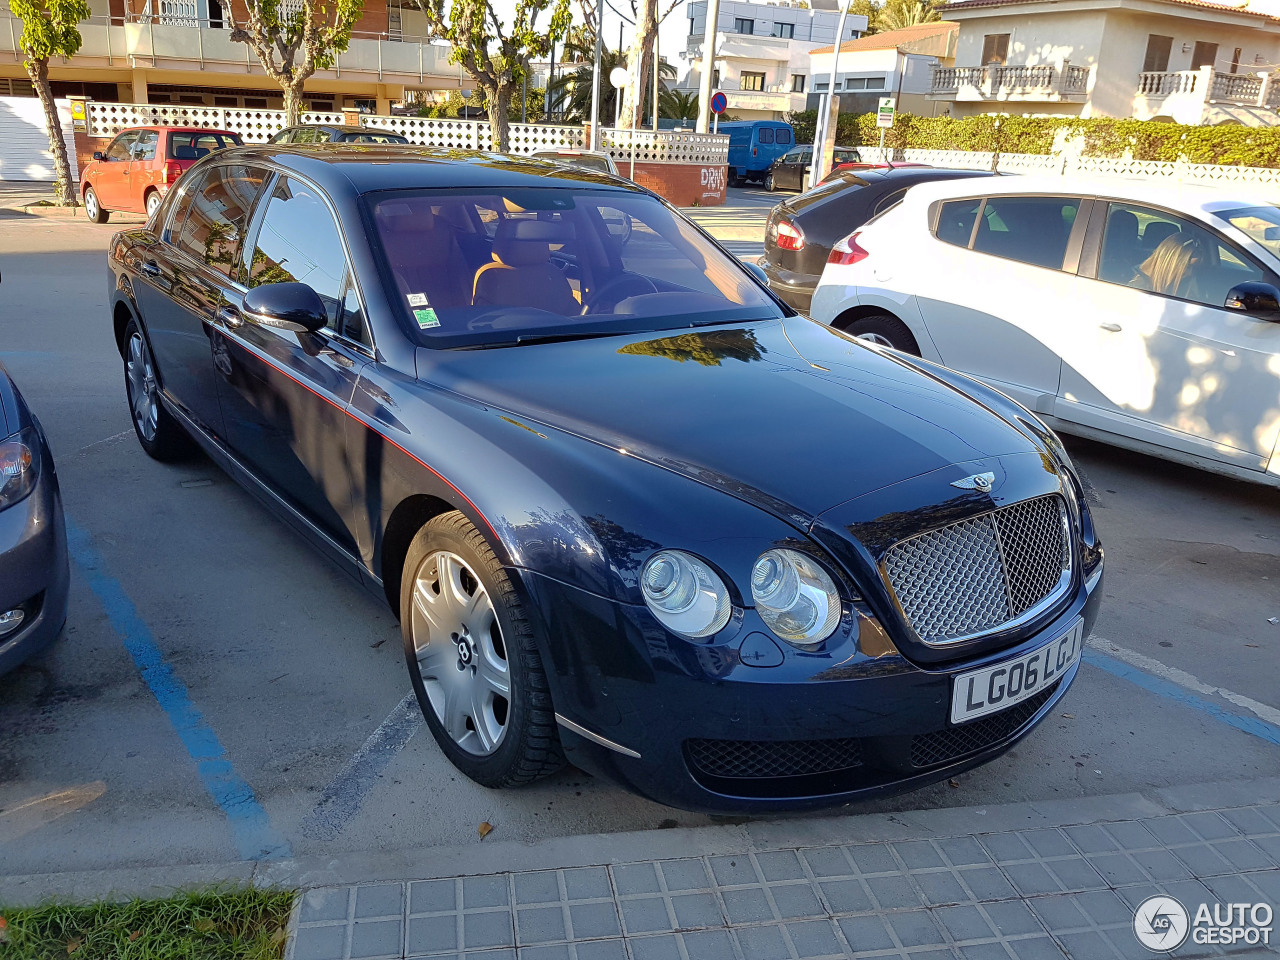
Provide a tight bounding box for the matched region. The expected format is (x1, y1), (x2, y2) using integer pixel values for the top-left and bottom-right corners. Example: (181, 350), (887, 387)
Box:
(764, 173), (776, 192)
(83, 186), (109, 224)
(145, 190), (162, 219)
(122, 319), (190, 460)
(843, 314), (922, 355)
(728, 169), (740, 188)
(401, 511), (565, 788)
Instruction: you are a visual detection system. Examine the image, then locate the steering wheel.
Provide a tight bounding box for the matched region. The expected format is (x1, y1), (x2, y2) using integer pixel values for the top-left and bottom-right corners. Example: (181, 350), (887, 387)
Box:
(581, 273), (659, 314)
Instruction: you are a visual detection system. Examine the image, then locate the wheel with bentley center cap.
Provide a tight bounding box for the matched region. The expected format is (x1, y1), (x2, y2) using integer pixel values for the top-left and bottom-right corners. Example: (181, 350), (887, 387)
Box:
(401, 511), (564, 787)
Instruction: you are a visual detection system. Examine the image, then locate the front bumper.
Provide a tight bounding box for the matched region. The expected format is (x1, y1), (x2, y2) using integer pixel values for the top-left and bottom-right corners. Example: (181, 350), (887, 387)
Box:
(517, 555), (1103, 814)
(0, 442), (69, 676)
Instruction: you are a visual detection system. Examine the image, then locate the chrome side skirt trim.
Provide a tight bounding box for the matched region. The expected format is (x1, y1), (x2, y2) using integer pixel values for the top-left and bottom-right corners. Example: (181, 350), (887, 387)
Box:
(555, 713), (641, 759)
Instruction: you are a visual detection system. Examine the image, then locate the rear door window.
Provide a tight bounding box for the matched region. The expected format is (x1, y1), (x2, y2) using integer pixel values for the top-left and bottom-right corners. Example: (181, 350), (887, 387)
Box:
(757, 128), (775, 144)
(168, 131), (240, 160)
(935, 199), (981, 248)
(776, 128), (792, 145)
(174, 163), (268, 277)
(970, 196), (1080, 269)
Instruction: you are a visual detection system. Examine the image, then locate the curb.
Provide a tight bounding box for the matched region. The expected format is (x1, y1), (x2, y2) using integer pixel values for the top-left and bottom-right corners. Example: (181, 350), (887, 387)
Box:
(17, 204), (82, 218)
(2, 775), (1278, 907)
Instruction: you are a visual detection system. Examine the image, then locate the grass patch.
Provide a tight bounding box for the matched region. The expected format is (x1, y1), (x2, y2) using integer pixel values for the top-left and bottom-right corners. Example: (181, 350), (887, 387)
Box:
(0, 889), (296, 960)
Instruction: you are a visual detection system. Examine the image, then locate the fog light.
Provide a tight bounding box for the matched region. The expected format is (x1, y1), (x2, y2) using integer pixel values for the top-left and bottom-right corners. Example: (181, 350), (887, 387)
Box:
(0, 608), (24, 637)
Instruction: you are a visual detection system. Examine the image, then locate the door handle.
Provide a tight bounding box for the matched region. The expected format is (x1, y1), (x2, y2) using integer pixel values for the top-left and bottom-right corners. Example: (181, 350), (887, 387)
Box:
(140, 260), (161, 278)
(217, 305), (243, 328)
(1099, 322), (1122, 332)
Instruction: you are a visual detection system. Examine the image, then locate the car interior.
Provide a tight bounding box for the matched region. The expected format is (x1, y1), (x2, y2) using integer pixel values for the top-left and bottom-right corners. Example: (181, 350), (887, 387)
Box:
(369, 190), (775, 340)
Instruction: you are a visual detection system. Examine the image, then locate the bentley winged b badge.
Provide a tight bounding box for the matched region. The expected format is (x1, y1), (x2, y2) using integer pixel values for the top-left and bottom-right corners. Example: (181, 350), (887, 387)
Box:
(950, 471), (996, 492)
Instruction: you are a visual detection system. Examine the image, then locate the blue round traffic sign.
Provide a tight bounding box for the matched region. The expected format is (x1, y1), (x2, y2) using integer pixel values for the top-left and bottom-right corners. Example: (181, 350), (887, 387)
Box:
(710, 91), (727, 114)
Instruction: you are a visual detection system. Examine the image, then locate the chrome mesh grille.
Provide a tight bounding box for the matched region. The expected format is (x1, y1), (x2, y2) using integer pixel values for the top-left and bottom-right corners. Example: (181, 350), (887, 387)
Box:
(883, 495), (1071, 643)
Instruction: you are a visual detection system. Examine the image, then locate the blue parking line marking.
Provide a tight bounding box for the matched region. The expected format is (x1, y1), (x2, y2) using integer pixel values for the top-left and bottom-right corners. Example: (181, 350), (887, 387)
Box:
(1084, 649), (1280, 748)
(300, 692), (423, 841)
(66, 519), (292, 861)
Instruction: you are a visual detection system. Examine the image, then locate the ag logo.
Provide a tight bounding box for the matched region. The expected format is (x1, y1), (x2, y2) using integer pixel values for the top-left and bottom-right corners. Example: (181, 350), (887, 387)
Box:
(1134, 896), (1190, 952)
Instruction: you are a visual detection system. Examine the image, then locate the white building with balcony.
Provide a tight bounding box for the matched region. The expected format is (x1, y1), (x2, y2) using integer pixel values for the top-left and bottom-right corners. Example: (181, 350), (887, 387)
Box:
(928, 0), (1280, 125)
(679, 0), (869, 120)
(0, 0), (463, 113)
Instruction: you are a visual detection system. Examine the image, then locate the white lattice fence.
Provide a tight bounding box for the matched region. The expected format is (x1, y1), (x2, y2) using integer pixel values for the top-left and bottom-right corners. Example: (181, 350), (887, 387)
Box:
(506, 123), (586, 155)
(360, 116), (485, 149)
(901, 148), (994, 170)
(599, 129), (728, 164)
(85, 102), (347, 140)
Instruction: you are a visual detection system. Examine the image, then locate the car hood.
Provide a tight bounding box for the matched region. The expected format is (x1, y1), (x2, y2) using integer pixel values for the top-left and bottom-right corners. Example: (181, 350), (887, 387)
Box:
(415, 317), (1041, 526)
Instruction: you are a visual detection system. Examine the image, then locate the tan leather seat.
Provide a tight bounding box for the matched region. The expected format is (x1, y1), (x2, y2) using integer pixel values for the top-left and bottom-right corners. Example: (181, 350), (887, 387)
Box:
(473, 219), (579, 315)
(375, 201), (472, 309)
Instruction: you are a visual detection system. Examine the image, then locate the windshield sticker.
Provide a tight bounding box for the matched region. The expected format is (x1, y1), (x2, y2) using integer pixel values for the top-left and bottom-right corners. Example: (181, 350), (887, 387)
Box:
(407, 292), (429, 307)
(413, 307), (440, 329)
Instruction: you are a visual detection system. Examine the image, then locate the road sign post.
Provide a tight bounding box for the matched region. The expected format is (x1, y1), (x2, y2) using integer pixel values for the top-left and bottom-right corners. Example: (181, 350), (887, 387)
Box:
(709, 90), (727, 134)
(877, 96), (895, 155)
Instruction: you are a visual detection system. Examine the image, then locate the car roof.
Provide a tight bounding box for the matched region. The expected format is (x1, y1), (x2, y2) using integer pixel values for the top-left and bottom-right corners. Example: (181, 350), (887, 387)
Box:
(199, 143), (641, 196)
(115, 126), (240, 135)
(898, 173), (1276, 214)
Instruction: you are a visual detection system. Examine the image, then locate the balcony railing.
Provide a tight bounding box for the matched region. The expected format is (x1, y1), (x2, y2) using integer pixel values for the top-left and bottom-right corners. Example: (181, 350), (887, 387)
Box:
(1211, 71), (1263, 102)
(1138, 70), (1201, 97)
(0, 11), (456, 80)
(929, 62), (1086, 100)
(1140, 67), (1277, 107)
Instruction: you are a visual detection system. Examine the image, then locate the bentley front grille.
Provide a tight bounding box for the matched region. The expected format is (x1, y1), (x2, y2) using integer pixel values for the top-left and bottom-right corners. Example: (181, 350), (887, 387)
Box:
(882, 494), (1072, 644)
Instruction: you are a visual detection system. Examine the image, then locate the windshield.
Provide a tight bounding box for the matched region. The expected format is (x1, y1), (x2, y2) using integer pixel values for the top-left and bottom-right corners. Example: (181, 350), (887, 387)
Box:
(535, 152), (612, 172)
(368, 188), (785, 347)
(1220, 205), (1280, 258)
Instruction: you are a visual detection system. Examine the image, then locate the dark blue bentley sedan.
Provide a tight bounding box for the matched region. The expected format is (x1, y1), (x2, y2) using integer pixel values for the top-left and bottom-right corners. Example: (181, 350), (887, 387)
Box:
(0, 361), (69, 675)
(107, 145), (1103, 812)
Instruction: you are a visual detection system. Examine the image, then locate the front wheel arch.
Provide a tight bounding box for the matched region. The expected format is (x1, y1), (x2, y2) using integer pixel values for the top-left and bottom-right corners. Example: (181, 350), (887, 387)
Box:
(380, 493), (464, 619)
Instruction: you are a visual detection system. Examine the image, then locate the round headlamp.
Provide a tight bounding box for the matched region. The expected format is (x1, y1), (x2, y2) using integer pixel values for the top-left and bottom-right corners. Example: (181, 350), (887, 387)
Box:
(750, 548), (841, 647)
(640, 550), (732, 639)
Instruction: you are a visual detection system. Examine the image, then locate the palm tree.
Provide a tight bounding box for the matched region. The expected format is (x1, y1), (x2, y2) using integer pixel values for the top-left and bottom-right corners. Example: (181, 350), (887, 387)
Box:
(876, 0), (939, 31)
(659, 89), (699, 124)
(549, 47), (676, 125)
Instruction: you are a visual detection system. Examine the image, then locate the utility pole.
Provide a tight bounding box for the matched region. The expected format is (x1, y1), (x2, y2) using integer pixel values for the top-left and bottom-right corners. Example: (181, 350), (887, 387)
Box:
(589, 0), (604, 149)
(809, 0), (852, 190)
(653, 30), (660, 130)
(695, 0), (721, 133)
(545, 38), (554, 121)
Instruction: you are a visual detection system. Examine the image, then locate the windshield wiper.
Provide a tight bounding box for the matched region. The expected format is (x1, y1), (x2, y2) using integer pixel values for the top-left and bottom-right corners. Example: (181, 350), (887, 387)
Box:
(507, 330), (631, 347)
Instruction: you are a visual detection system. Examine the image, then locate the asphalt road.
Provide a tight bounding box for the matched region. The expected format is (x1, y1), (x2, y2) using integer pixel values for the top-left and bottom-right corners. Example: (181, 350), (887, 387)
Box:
(1, 205), (1278, 880)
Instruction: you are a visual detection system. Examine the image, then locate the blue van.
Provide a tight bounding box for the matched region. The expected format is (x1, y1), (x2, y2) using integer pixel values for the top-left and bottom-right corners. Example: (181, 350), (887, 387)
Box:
(720, 120), (795, 186)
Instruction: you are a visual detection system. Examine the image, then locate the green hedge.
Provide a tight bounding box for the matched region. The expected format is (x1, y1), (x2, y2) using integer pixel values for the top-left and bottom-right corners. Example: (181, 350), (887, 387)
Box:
(782, 110), (1280, 167)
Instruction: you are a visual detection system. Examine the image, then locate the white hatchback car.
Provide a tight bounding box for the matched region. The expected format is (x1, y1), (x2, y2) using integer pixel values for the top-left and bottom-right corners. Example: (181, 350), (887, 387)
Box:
(810, 176), (1280, 487)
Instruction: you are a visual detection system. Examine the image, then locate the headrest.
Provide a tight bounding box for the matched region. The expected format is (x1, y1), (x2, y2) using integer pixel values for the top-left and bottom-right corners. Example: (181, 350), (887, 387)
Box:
(1107, 209), (1139, 237)
(376, 202), (440, 235)
(491, 218), (574, 267)
(173, 145), (197, 160)
(1143, 221), (1179, 247)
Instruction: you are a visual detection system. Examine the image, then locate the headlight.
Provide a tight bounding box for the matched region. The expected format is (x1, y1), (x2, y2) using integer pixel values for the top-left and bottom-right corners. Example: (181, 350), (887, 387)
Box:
(751, 548), (841, 647)
(640, 550), (732, 639)
(0, 429), (39, 510)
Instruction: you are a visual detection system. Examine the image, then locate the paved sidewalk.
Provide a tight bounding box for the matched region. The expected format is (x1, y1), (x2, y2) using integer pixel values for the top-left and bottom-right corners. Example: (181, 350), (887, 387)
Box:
(285, 795), (1280, 960)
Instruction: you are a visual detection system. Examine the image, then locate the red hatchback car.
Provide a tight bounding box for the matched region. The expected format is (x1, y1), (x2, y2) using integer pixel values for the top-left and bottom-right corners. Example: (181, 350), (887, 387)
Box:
(81, 126), (242, 223)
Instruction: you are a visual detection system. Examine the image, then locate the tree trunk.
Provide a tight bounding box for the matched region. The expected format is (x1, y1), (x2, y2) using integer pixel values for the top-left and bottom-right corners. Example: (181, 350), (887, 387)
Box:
(487, 83), (512, 152)
(26, 58), (76, 206)
(282, 83), (306, 126)
(619, 0), (657, 129)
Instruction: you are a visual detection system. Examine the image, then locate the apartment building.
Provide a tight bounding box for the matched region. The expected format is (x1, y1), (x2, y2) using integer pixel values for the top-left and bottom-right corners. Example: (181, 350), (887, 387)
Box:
(0, 0), (463, 113)
(928, 0), (1280, 125)
(807, 21), (958, 116)
(679, 0), (870, 120)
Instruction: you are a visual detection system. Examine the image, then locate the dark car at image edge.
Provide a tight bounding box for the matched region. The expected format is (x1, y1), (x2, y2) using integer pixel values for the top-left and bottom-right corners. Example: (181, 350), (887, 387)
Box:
(0, 360), (69, 676)
(763, 167), (995, 314)
(106, 144), (1103, 813)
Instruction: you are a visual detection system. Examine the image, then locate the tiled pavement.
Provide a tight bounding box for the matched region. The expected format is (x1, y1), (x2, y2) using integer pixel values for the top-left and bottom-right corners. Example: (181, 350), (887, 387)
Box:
(286, 801), (1280, 960)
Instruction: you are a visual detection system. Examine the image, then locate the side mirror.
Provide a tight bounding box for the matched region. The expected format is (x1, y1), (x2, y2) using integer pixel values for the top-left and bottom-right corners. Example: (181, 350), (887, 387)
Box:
(242, 282), (329, 334)
(1265, 226), (1280, 242)
(1224, 281), (1280, 321)
(92, 151), (106, 161)
(744, 261), (769, 285)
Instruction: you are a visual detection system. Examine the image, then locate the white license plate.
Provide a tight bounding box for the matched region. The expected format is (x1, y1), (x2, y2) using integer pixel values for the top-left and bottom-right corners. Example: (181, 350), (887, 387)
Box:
(950, 618), (1083, 725)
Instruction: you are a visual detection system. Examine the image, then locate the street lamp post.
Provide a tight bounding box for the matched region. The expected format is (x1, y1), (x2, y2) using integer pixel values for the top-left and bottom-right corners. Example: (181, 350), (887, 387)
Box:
(589, 0), (604, 150)
(809, 0), (852, 191)
(695, 0), (721, 133)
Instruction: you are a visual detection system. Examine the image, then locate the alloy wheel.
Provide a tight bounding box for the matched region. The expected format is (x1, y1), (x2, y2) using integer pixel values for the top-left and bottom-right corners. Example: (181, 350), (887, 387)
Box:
(409, 550), (510, 756)
(857, 332), (895, 348)
(126, 332), (159, 442)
